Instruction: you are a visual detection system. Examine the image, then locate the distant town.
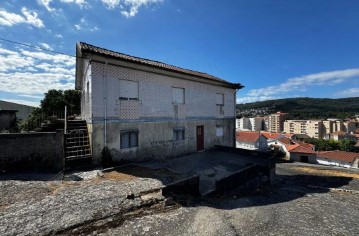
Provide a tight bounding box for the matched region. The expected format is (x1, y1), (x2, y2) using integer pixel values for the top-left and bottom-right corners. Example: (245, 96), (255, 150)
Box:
(236, 112), (359, 168)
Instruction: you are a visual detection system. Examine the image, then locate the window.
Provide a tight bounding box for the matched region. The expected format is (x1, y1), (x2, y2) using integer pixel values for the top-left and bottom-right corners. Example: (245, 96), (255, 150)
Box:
(119, 80), (138, 100)
(216, 93), (224, 105)
(121, 131), (138, 149)
(86, 81), (90, 101)
(173, 127), (185, 141)
(216, 126), (224, 137)
(172, 87), (185, 104)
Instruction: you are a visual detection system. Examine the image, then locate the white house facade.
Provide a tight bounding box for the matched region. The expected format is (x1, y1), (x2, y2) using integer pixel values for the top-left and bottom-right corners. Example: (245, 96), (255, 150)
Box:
(75, 42), (243, 164)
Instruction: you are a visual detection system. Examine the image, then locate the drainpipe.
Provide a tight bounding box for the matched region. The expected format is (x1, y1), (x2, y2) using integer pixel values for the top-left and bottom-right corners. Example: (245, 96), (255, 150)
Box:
(234, 89), (239, 147)
(103, 60), (108, 148)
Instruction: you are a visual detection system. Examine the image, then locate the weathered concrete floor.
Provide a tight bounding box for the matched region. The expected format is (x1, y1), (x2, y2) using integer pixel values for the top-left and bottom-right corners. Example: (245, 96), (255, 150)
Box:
(0, 171), (166, 236)
(138, 150), (252, 194)
(1, 162), (359, 236)
(101, 163), (359, 236)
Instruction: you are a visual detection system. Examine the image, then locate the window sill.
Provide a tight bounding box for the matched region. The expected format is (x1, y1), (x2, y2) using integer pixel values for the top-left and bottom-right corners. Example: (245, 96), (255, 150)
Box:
(120, 147), (139, 152)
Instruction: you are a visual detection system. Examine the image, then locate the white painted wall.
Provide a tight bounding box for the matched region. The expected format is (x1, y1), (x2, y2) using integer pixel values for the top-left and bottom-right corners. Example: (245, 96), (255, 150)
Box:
(317, 158), (357, 168)
(89, 62), (235, 121)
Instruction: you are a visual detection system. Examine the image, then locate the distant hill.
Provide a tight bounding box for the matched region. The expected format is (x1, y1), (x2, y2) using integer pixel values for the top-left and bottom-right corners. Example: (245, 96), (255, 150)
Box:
(236, 97), (359, 119)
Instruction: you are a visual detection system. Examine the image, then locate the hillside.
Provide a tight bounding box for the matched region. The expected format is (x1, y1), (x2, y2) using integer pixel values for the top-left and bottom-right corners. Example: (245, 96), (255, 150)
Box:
(236, 97), (359, 119)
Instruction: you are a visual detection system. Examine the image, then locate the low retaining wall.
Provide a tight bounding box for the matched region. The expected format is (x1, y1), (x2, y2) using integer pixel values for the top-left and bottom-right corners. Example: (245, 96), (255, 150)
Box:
(214, 145), (276, 185)
(0, 130), (64, 172)
(162, 175), (200, 196)
(215, 164), (259, 194)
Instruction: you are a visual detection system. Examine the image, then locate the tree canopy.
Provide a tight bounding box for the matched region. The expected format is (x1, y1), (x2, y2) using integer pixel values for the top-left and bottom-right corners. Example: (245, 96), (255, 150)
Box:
(40, 89), (81, 116)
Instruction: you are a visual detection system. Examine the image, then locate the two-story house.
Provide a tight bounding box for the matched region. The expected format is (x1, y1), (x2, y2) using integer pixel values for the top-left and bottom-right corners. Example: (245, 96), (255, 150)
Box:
(75, 42), (243, 164)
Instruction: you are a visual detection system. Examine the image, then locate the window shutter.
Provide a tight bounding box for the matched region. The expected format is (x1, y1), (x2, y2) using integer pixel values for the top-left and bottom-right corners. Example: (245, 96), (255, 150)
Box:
(216, 93), (224, 105)
(119, 80), (138, 100)
(173, 87), (185, 104)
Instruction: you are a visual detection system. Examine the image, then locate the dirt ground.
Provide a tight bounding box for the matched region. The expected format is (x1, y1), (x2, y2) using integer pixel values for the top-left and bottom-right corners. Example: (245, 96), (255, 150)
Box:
(1, 162), (358, 235)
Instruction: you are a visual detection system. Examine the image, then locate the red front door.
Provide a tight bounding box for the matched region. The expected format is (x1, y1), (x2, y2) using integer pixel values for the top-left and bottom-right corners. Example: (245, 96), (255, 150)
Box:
(196, 125), (204, 151)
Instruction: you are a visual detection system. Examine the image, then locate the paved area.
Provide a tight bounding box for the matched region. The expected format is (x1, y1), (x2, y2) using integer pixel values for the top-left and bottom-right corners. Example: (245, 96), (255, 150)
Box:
(138, 150), (257, 194)
(0, 170), (165, 236)
(101, 162), (359, 236)
(1, 158), (359, 235)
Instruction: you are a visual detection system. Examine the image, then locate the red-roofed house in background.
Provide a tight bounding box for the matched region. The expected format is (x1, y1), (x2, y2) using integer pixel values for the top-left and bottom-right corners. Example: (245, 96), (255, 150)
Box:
(236, 131), (268, 152)
(325, 131), (356, 141)
(286, 144), (317, 163)
(75, 42), (243, 164)
(317, 151), (359, 168)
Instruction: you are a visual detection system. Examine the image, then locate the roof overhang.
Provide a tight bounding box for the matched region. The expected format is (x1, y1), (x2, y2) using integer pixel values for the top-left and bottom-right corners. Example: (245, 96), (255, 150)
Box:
(75, 42), (244, 90)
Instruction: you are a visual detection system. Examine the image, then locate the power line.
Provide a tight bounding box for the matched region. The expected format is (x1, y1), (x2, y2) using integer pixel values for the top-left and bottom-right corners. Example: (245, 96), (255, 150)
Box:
(0, 37), (77, 58)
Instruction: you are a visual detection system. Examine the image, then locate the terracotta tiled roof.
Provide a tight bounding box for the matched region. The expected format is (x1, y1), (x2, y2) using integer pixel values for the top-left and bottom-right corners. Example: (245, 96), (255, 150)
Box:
(317, 151), (359, 163)
(236, 131), (265, 143)
(261, 132), (282, 139)
(355, 128), (359, 134)
(283, 133), (294, 138)
(277, 137), (294, 145)
(78, 42), (243, 89)
(288, 145), (316, 154)
(286, 144), (300, 152)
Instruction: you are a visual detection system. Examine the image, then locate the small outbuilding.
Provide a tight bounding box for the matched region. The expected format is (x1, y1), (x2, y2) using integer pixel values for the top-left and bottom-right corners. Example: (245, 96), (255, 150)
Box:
(317, 151), (359, 168)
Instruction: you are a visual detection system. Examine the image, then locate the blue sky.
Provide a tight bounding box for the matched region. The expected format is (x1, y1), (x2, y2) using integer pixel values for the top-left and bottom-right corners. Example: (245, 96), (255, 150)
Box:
(0, 0), (358, 107)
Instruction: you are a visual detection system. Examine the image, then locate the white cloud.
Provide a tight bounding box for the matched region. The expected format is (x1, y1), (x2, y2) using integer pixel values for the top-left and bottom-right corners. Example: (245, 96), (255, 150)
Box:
(237, 96), (279, 104)
(39, 43), (53, 50)
(61, 0), (88, 8)
(37, 0), (55, 12)
(74, 17), (99, 32)
(335, 88), (359, 98)
(102, 0), (120, 9)
(101, 0), (163, 18)
(19, 94), (44, 99)
(0, 47), (75, 98)
(239, 68), (359, 104)
(55, 33), (63, 38)
(0, 7), (44, 28)
(20, 7), (45, 28)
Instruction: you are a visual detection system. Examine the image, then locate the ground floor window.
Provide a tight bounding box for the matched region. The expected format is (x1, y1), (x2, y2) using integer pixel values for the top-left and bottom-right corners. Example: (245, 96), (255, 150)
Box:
(121, 131), (138, 149)
(216, 126), (224, 137)
(174, 127), (185, 141)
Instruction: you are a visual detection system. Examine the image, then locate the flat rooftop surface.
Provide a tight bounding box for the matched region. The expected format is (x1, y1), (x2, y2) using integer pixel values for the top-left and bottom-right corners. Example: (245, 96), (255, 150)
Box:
(137, 150), (262, 194)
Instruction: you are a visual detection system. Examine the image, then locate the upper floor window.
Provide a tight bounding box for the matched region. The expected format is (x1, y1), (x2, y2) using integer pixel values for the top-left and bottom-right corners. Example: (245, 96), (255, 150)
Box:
(173, 87), (185, 104)
(119, 80), (138, 100)
(216, 93), (224, 105)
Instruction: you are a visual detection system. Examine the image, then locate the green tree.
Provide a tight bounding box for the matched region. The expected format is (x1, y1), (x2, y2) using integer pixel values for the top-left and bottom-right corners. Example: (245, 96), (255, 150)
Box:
(20, 89), (81, 131)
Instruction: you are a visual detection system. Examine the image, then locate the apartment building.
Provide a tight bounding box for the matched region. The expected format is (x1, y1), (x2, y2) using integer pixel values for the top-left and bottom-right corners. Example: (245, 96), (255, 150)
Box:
(284, 120), (323, 138)
(268, 112), (289, 133)
(236, 117), (265, 131)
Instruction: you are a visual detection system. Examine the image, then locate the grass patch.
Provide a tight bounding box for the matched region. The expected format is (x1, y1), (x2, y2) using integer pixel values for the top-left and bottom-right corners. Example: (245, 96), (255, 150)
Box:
(290, 166), (359, 179)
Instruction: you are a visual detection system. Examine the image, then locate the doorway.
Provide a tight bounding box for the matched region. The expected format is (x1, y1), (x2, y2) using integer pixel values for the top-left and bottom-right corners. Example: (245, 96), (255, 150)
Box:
(300, 155), (309, 163)
(196, 125), (204, 151)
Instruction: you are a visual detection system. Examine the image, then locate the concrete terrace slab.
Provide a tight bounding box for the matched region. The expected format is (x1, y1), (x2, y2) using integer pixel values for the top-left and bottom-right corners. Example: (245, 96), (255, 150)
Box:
(136, 150), (258, 195)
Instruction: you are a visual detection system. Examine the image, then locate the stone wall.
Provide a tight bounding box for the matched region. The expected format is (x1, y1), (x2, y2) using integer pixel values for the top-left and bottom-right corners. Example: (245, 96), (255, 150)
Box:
(0, 131), (64, 172)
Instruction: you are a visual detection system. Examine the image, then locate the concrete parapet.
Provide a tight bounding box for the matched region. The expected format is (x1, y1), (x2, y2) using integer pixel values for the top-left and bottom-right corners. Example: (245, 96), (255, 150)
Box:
(0, 130), (64, 172)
